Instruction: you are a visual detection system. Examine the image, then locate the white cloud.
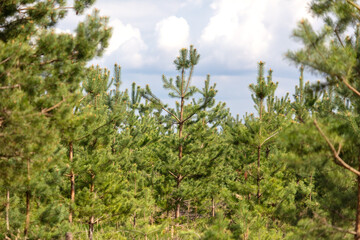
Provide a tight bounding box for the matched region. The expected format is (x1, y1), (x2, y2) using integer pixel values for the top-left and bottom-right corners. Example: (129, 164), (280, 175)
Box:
(199, 0), (314, 70)
(54, 28), (73, 35)
(105, 19), (147, 68)
(155, 16), (190, 53)
(106, 19), (146, 55)
(181, 0), (203, 7)
(201, 0), (271, 63)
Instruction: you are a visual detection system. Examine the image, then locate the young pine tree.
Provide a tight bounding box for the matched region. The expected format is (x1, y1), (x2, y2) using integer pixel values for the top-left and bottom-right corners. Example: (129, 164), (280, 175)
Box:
(142, 46), (227, 223)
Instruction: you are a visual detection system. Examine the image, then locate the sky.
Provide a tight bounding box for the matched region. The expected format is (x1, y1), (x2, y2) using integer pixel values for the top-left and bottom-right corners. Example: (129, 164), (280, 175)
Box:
(56, 0), (320, 117)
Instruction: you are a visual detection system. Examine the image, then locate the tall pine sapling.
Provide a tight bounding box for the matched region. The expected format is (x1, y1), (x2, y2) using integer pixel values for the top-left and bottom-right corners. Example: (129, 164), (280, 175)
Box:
(142, 46), (221, 219)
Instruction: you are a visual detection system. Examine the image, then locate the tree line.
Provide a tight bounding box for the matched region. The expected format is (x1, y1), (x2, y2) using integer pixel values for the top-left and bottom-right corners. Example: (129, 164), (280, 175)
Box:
(2, 0), (360, 239)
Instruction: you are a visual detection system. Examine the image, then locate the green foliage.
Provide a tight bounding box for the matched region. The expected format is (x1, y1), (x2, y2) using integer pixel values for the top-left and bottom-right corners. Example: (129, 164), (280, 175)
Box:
(3, 1), (360, 238)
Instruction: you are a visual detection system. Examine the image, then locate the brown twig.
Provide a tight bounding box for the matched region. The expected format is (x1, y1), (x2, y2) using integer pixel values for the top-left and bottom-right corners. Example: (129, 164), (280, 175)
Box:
(0, 84), (20, 90)
(41, 98), (65, 114)
(313, 118), (360, 176)
(347, 0), (360, 12)
(168, 170), (178, 179)
(0, 57), (11, 65)
(340, 76), (360, 97)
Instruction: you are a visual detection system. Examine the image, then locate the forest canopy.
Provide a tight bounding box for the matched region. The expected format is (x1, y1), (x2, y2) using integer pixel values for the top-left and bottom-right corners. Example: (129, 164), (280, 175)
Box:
(2, 0), (360, 239)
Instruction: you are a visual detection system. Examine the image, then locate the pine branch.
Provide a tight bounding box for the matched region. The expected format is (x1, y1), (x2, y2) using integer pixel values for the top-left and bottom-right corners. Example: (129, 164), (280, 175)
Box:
(340, 76), (360, 98)
(301, 20), (327, 62)
(301, 19), (360, 98)
(347, 0), (360, 12)
(160, 106), (180, 123)
(334, 28), (345, 48)
(182, 96), (213, 123)
(260, 130), (279, 146)
(0, 57), (11, 65)
(168, 170), (178, 179)
(313, 118), (360, 176)
(75, 119), (114, 141)
(184, 65), (194, 96)
(78, 93), (90, 103)
(314, 212), (356, 235)
(18, 6), (74, 12)
(39, 59), (60, 66)
(143, 94), (180, 122)
(41, 97), (65, 114)
(0, 84), (20, 90)
(182, 111), (197, 123)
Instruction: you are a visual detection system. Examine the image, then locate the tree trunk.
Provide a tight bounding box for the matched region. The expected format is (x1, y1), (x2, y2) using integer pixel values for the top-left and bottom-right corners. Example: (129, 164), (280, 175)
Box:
(257, 99), (263, 204)
(256, 146), (261, 203)
(355, 156), (360, 240)
(175, 177), (182, 219)
(65, 232), (73, 240)
(133, 175), (137, 227)
(6, 189), (9, 231)
(174, 93), (185, 219)
(69, 142), (74, 223)
(309, 174), (313, 202)
(211, 197), (215, 217)
(175, 202), (181, 219)
(88, 216), (94, 240)
(89, 174), (95, 240)
(24, 190), (30, 237)
(177, 70), (186, 228)
(24, 159), (31, 238)
(195, 205), (197, 219)
(187, 200), (190, 223)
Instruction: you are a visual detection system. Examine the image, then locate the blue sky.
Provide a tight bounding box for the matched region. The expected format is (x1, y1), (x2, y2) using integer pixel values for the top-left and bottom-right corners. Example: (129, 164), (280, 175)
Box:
(57, 0), (320, 117)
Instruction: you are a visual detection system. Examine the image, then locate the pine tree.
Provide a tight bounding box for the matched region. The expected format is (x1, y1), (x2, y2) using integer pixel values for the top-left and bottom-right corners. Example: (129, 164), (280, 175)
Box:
(142, 46), (227, 224)
(0, 1), (111, 238)
(287, 1), (360, 238)
(245, 62), (291, 203)
(224, 62), (310, 238)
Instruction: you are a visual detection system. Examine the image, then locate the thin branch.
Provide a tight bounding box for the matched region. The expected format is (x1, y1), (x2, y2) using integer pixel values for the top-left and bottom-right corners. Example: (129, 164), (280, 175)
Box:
(313, 119), (360, 176)
(184, 65), (194, 96)
(18, 6), (74, 12)
(41, 98), (65, 114)
(94, 216), (104, 224)
(347, 0), (360, 12)
(78, 93), (90, 103)
(337, 143), (342, 155)
(0, 57), (11, 65)
(168, 170), (178, 179)
(145, 96), (180, 122)
(53, 6), (74, 11)
(260, 131), (279, 147)
(330, 225), (356, 235)
(182, 111), (197, 124)
(301, 21), (327, 62)
(340, 76), (360, 97)
(313, 212), (356, 235)
(334, 28), (345, 48)
(160, 106), (180, 123)
(0, 84), (20, 90)
(39, 59), (60, 66)
(181, 68), (185, 94)
(74, 119), (114, 141)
